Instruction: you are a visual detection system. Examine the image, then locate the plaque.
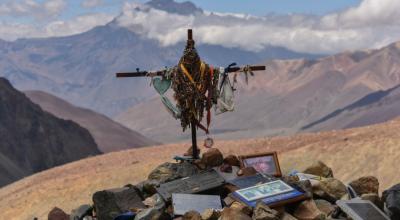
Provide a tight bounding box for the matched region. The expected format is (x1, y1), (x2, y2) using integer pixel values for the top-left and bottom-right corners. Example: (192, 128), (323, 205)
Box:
(157, 170), (225, 200)
(336, 200), (390, 220)
(172, 194), (222, 215)
(232, 180), (307, 208)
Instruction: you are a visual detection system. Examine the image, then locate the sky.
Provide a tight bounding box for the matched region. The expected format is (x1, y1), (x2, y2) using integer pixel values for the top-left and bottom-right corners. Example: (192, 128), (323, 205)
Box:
(174, 0), (361, 15)
(0, 0), (399, 54)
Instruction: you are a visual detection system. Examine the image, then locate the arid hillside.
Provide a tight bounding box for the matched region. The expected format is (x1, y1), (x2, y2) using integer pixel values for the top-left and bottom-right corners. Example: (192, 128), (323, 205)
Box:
(0, 118), (399, 219)
(25, 90), (158, 153)
(116, 42), (400, 143)
(0, 77), (100, 188)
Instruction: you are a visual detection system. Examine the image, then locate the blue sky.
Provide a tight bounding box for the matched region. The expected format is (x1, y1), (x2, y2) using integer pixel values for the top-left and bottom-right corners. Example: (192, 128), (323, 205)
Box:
(0, 0), (399, 54)
(174, 0), (361, 15)
(1, 0), (362, 23)
(50, 0), (362, 23)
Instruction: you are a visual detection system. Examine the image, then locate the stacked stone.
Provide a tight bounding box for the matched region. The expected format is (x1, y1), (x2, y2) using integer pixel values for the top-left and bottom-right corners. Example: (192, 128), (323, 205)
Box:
(48, 149), (394, 220)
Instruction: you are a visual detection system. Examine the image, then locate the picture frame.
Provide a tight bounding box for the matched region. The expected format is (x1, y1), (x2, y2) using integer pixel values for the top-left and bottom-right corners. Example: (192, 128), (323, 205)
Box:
(232, 179), (308, 208)
(235, 180), (294, 201)
(239, 152), (282, 177)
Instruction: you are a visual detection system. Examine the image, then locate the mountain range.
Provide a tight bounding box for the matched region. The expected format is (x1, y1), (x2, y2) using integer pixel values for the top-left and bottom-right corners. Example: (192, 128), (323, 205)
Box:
(0, 78), (101, 187)
(0, 0), (318, 117)
(116, 41), (400, 142)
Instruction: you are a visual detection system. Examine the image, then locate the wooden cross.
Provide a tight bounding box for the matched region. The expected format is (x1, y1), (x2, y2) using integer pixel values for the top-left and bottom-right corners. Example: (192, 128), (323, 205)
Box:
(116, 29), (265, 159)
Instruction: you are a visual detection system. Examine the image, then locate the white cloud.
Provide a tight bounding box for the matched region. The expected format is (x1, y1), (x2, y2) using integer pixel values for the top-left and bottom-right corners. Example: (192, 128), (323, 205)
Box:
(0, 13), (114, 41)
(0, 0), (66, 20)
(116, 0), (400, 54)
(81, 0), (103, 8)
(0, 0), (399, 54)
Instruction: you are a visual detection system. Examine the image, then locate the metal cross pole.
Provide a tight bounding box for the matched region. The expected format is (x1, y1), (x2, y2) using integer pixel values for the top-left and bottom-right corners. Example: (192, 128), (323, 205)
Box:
(116, 29), (266, 159)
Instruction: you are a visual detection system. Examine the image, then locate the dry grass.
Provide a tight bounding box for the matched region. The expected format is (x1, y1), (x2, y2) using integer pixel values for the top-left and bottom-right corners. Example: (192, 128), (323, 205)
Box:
(1, 119), (400, 220)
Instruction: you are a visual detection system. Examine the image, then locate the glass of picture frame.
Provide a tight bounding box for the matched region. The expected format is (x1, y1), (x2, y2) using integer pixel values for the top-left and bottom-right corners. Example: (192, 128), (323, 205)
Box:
(239, 152), (282, 177)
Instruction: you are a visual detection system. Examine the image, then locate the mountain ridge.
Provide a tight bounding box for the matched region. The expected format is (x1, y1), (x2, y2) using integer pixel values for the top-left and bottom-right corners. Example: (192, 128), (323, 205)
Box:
(0, 10), (320, 117)
(24, 90), (158, 153)
(0, 77), (101, 187)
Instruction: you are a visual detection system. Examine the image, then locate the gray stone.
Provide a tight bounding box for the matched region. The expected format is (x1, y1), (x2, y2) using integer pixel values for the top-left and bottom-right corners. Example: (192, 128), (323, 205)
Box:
(295, 180), (314, 198)
(134, 207), (163, 220)
(252, 201), (279, 220)
(237, 167), (258, 177)
(219, 207), (252, 220)
(383, 184), (400, 220)
(360, 193), (383, 210)
(230, 201), (252, 216)
(293, 200), (326, 220)
(148, 162), (198, 184)
(201, 208), (221, 220)
(313, 178), (347, 202)
(143, 193), (165, 208)
(281, 212), (298, 220)
(303, 161), (333, 178)
(93, 187), (145, 220)
(70, 204), (92, 220)
(224, 155), (241, 167)
(349, 176), (379, 195)
(182, 210), (202, 220)
(136, 180), (160, 198)
(314, 200), (335, 216)
(201, 148), (224, 168)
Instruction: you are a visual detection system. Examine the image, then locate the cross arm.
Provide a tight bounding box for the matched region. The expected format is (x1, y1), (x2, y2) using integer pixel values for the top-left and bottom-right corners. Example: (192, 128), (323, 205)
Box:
(116, 68), (166, 78)
(115, 65), (265, 78)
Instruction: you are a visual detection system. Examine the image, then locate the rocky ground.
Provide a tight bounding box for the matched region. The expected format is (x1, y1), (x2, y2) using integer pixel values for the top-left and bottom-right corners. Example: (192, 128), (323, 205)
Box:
(48, 149), (397, 220)
(1, 118), (400, 219)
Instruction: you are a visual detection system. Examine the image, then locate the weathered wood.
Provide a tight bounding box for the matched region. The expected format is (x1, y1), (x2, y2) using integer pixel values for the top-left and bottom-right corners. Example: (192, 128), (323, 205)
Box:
(115, 65), (266, 78)
(191, 121), (198, 159)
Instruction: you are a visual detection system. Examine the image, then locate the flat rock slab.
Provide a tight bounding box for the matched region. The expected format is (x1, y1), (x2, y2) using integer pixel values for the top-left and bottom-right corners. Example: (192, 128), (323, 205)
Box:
(93, 187), (145, 220)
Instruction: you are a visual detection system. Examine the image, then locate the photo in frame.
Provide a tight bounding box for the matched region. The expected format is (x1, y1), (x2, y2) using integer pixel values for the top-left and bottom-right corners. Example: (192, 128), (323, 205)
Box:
(235, 180), (294, 201)
(239, 152), (282, 177)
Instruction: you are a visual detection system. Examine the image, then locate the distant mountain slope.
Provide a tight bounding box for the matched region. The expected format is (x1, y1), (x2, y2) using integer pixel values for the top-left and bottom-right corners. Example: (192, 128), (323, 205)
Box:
(0, 8), (317, 117)
(2, 117), (400, 219)
(302, 84), (400, 131)
(116, 42), (400, 142)
(0, 78), (100, 187)
(25, 91), (158, 153)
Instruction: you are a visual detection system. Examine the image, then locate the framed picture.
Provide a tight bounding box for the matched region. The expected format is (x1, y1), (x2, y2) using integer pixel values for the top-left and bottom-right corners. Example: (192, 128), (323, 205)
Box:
(235, 180), (294, 201)
(239, 152), (282, 177)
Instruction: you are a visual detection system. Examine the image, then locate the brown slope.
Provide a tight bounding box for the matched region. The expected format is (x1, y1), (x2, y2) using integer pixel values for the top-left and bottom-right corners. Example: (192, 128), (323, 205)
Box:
(1, 118), (400, 219)
(116, 41), (400, 142)
(302, 84), (400, 131)
(24, 90), (158, 153)
(0, 78), (100, 187)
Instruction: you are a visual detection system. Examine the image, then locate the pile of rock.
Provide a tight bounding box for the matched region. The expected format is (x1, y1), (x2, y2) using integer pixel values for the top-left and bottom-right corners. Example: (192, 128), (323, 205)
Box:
(48, 148), (399, 220)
